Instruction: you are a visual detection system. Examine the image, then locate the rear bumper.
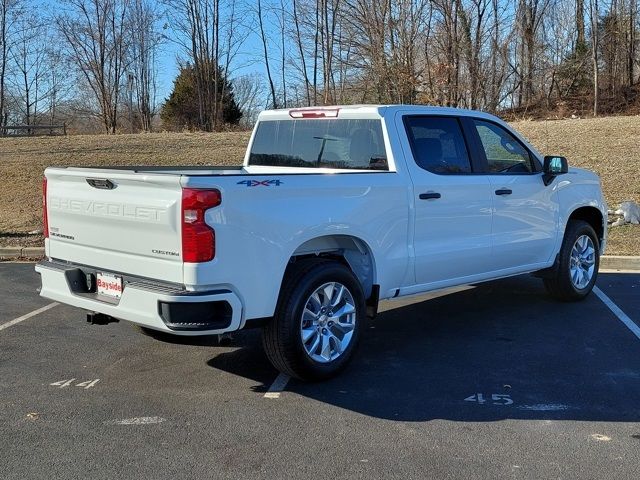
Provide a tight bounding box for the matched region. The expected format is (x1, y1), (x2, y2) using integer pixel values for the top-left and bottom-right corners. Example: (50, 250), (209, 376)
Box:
(35, 260), (243, 336)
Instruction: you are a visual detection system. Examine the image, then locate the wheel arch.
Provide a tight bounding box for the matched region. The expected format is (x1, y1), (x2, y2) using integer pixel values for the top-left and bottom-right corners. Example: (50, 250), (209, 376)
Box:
(567, 206), (605, 246)
(536, 205), (605, 280)
(286, 234), (378, 304)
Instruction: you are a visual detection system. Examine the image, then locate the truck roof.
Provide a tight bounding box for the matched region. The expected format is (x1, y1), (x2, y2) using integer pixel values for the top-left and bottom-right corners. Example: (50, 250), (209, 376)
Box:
(257, 104), (501, 122)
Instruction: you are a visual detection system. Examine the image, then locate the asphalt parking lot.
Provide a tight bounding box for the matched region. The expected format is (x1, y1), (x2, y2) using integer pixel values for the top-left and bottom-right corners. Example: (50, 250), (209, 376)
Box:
(1, 263), (639, 479)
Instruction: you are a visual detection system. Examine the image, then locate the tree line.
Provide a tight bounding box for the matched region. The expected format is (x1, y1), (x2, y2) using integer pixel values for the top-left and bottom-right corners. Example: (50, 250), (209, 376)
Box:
(0, 0), (162, 133)
(0, 0), (639, 134)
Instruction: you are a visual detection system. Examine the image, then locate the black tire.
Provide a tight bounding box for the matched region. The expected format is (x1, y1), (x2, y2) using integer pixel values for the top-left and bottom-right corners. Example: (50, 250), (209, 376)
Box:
(262, 258), (365, 381)
(543, 219), (600, 301)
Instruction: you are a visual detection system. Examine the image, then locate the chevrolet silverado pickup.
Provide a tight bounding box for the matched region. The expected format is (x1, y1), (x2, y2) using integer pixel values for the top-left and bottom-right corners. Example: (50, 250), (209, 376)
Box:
(36, 105), (608, 380)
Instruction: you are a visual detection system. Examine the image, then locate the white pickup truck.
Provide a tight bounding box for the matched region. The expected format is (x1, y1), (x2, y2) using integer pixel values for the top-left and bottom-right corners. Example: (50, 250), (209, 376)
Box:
(36, 105), (607, 380)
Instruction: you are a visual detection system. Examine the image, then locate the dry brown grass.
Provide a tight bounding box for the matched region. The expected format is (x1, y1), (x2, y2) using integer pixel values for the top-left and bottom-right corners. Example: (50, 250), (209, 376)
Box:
(0, 117), (638, 255)
(0, 132), (250, 235)
(511, 116), (640, 256)
(511, 116), (640, 208)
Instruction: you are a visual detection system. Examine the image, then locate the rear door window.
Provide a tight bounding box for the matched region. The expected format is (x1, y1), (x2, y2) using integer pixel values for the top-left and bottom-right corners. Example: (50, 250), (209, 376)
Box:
(404, 116), (472, 174)
(248, 119), (388, 170)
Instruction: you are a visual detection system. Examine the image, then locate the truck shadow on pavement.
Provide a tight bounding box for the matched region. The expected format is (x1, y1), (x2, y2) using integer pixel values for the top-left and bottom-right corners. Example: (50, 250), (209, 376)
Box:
(208, 273), (640, 423)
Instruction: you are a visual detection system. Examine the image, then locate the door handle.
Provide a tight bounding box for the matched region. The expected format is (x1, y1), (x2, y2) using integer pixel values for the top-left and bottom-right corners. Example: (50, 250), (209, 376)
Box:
(419, 192), (441, 200)
(495, 188), (513, 196)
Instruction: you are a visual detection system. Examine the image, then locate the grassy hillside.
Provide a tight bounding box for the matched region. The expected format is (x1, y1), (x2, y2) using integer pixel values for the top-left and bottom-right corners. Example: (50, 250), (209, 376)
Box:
(0, 116), (638, 255)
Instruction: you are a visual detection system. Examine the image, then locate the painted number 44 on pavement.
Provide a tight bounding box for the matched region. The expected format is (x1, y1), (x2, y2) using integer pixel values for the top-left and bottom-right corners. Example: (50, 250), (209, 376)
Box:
(50, 379), (100, 390)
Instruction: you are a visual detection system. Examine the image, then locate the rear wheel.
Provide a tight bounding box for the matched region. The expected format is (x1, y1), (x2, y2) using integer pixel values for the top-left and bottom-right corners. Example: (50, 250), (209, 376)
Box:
(262, 259), (365, 381)
(544, 220), (600, 301)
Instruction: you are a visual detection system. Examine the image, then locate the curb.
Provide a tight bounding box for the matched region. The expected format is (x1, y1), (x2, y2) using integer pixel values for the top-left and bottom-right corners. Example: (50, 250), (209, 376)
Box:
(1, 247), (639, 271)
(600, 255), (640, 271)
(0, 246), (44, 259)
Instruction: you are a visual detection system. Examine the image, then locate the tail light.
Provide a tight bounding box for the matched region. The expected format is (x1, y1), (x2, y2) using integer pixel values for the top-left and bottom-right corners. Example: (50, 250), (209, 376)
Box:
(43, 177), (49, 238)
(181, 188), (221, 263)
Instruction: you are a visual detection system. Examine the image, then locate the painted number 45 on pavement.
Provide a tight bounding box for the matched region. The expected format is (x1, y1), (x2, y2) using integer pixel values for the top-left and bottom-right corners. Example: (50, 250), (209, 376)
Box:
(464, 393), (513, 406)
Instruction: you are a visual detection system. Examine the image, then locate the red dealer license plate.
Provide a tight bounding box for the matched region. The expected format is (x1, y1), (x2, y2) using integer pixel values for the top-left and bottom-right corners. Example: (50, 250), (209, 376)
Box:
(96, 272), (123, 299)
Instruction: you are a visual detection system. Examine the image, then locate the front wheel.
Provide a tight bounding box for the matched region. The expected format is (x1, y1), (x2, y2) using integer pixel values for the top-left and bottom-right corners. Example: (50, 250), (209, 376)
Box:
(262, 259), (365, 381)
(544, 220), (600, 301)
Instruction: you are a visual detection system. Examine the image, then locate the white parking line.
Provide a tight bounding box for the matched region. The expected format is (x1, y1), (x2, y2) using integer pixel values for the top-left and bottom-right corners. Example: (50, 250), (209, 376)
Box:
(0, 302), (59, 332)
(264, 373), (290, 399)
(104, 416), (166, 426)
(593, 287), (640, 341)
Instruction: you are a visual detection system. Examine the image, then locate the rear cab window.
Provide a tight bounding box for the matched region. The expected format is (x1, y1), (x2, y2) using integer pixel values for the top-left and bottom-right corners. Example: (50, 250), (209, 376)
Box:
(248, 119), (388, 170)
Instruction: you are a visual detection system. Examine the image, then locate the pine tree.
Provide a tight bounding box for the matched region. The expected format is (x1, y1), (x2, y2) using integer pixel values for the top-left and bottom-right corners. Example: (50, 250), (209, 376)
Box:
(161, 63), (242, 131)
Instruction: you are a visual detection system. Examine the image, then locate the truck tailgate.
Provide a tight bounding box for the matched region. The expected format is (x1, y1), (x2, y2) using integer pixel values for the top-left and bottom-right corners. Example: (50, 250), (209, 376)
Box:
(45, 168), (184, 283)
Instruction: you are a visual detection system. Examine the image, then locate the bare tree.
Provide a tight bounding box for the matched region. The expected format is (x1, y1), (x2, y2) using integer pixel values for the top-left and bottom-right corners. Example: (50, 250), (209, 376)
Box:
(313, 0), (319, 104)
(429, 0), (462, 106)
(0, 0), (8, 128)
(278, 0), (287, 107)
(128, 0), (161, 132)
(320, 0), (340, 104)
(486, 0), (509, 110)
(292, 0), (311, 105)
(514, 0), (552, 108)
(0, 0), (24, 128)
(234, 72), (265, 127)
(256, 0), (278, 108)
(577, 0), (586, 47)
(8, 11), (48, 126)
(58, 0), (130, 134)
(590, 0), (599, 115)
(343, 0), (394, 103)
(44, 46), (73, 125)
(165, 0), (244, 130)
(629, 0), (636, 86)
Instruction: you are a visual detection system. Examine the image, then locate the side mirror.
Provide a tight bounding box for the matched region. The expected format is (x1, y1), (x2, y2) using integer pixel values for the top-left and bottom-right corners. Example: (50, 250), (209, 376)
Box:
(542, 156), (568, 185)
(543, 156), (568, 175)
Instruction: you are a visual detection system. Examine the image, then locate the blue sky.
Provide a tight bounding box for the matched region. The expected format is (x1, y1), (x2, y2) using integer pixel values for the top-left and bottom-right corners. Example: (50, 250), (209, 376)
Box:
(38, 0), (267, 101)
(154, 13), (267, 101)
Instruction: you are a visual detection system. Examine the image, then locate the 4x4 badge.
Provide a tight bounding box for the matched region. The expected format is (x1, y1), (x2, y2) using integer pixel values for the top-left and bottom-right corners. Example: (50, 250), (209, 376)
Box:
(237, 180), (282, 187)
